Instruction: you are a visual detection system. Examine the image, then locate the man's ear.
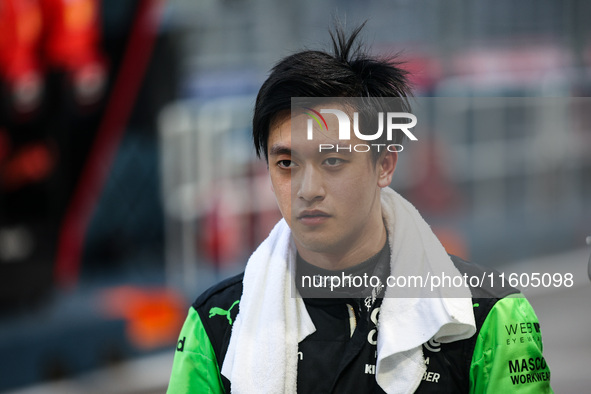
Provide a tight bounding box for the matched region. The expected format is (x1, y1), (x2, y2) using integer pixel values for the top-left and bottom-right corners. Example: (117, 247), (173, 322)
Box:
(377, 151), (397, 188)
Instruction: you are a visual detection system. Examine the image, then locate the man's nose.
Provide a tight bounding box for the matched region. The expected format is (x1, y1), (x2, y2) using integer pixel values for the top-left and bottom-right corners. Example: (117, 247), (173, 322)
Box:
(296, 166), (325, 201)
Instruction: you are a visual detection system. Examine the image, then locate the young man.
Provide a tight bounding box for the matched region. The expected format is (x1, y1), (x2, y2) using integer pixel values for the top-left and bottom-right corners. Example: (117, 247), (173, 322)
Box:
(167, 26), (552, 393)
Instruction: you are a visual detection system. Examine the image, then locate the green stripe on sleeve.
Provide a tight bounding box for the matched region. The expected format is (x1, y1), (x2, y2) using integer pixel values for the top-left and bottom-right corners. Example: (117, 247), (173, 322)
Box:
(167, 307), (225, 394)
(469, 294), (553, 393)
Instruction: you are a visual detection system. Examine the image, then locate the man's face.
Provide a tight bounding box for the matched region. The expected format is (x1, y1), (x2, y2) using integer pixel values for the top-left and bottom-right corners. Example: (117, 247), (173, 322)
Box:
(267, 107), (397, 267)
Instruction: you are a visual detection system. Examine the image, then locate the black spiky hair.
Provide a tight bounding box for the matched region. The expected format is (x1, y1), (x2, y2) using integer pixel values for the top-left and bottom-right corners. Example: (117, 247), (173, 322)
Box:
(252, 23), (413, 161)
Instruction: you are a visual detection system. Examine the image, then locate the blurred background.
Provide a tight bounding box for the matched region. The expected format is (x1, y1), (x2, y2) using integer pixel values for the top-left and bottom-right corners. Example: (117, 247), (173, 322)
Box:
(0, 0), (589, 392)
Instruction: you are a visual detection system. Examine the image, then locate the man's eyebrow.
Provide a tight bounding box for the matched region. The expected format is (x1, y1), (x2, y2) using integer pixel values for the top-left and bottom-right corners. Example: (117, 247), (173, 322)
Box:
(269, 144), (292, 156)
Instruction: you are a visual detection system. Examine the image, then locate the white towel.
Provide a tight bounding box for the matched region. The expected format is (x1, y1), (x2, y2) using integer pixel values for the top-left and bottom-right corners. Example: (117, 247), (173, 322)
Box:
(220, 218), (314, 393)
(221, 187), (476, 394)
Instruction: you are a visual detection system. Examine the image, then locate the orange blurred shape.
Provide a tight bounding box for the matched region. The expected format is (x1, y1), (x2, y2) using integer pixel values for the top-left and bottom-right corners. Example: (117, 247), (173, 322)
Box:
(99, 286), (187, 350)
(432, 226), (469, 261)
(0, 142), (54, 190)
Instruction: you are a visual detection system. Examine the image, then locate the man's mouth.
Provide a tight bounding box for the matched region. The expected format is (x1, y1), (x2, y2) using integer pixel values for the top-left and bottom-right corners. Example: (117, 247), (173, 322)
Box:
(297, 210), (331, 225)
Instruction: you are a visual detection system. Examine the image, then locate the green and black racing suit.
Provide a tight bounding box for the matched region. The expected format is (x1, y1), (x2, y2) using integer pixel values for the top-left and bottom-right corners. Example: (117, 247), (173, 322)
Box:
(167, 255), (552, 393)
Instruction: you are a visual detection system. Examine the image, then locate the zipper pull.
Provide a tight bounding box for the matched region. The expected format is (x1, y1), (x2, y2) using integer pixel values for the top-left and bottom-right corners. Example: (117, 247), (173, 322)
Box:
(346, 303), (357, 338)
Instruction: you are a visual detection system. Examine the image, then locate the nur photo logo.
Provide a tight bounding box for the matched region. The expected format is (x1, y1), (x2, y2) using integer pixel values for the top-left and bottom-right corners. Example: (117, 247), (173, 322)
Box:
(302, 105), (418, 153)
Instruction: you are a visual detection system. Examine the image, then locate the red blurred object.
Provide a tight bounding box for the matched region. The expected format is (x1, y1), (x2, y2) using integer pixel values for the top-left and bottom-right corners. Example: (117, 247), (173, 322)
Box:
(407, 139), (461, 215)
(39, 0), (106, 105)
(0, 142), (55, 190)
(398, 54), (443, 93)
(0, 0), (44, 114)
(0, 129), (11, 164)
(202, 195), (242, 267)
(40, 0), (101, 71)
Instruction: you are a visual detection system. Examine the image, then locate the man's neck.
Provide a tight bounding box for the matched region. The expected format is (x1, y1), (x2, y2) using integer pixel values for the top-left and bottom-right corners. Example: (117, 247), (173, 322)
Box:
(295, 236), (390, 299)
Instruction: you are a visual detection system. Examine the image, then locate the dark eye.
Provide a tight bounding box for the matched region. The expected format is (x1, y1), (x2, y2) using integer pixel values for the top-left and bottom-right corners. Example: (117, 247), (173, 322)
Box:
(324, 157), (344, 166)
(277, 160), (294, 168)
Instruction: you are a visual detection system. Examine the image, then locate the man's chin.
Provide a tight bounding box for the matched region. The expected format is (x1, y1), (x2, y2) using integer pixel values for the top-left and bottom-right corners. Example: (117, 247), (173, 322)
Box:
(293, 235), (343, 256)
